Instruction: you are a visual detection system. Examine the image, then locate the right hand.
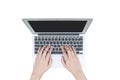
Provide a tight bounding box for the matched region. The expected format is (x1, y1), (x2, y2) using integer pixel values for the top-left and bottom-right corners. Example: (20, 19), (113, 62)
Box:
(61, 45), (87, 80)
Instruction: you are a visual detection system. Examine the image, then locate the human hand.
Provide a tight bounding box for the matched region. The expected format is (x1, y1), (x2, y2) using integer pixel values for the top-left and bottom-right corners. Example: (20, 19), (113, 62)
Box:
(30, 45), (53, 80)
(61, 45), (86, 80)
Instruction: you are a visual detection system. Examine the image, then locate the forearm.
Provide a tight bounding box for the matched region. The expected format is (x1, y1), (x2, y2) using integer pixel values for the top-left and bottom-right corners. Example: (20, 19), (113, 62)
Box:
(74, 71), (87, 80)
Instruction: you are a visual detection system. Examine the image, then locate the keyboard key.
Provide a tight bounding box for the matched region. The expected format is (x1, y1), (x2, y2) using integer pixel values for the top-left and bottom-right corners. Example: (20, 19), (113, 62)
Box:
(40, 42), (42, 44)
(74, 45), (76, 47)
(74, 42), (76, 44)
(78, 45), (83, 47)
(58, 45), (60, 47)
(67, 41), (69, 44)
(46, 42), (49, 44)
(50, 41), (52, 44)
(56, 48), (58, 51)
(79, 38), (83, 40)
(72, 38), (74, 41)
(62, 38), (64, 41)
(35, 41), (39, 44)
(77, 41), (79, 44)
(80, 41), (83, 44)
(57, 41), (59, 44)
(35, 37), (37, 40)
(35, 45), (39, 47)
(76, 52), (83, 54)
(76, 48), (83, 51)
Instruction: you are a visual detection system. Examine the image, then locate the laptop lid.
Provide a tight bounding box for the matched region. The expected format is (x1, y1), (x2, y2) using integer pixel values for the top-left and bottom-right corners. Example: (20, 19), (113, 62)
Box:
(22, 18), (92, 34)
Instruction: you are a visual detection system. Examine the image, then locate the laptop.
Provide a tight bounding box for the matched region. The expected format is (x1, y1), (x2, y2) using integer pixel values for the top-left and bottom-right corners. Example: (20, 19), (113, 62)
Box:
(22, 18), (92, 68)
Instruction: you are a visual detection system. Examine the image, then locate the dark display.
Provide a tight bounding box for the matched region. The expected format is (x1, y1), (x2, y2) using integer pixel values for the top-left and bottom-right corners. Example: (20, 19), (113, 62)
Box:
(28, 21), (87, 32)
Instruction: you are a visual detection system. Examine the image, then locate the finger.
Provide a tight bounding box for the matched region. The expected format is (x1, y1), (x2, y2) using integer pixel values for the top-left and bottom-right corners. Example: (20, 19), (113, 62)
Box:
(71, 46), (77, 56)
(37, 47), (41, 54)
(61, 56), (67, 68)
(38, 46), (46, 58)
(36, 47), (41, 58)
(68, 46), (75, 57)
(61, 46), (68, 61)
(46, 46), (53, 61)
(48, 58), (52, 68)
(64, 45), (72, 58)
(42, 45), (51, 59)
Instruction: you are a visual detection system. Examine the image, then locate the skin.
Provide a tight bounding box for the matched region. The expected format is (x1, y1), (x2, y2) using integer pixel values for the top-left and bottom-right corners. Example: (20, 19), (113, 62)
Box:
(30, 45), (53, 80)
(61, 45), (87, 80)
(30, 45), (87, 80)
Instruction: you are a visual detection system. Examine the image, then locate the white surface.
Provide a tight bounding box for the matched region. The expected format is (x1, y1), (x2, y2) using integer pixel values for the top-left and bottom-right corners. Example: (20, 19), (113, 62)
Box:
(0, 0), (120, 80)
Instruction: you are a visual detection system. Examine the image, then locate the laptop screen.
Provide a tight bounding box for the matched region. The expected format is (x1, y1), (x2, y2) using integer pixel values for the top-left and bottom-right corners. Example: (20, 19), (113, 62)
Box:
(23, 18), (92, 34)
(28, 21), (87, 32)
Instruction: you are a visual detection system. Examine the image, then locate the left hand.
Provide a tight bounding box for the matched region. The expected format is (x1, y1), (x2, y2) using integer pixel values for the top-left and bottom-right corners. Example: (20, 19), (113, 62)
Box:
(30, 45), (53, 80)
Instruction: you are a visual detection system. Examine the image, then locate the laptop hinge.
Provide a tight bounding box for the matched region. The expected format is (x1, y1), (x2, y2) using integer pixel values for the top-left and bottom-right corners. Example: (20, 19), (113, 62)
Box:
(38, 34), (79, 36)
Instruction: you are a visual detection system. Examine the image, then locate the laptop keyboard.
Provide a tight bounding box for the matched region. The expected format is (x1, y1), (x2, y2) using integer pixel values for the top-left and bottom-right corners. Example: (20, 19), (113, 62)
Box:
(34, 36), (83, 54)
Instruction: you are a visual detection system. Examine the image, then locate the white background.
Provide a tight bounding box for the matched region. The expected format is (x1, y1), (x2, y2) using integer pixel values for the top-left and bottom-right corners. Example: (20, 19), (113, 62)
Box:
(0, 0), (120, 80)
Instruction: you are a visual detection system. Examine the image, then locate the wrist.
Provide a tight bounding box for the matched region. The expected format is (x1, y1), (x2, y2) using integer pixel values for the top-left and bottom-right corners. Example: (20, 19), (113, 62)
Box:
(30, 72), (43, 80)
(74, 72), (81, 80)
(74, 71), (87, 80)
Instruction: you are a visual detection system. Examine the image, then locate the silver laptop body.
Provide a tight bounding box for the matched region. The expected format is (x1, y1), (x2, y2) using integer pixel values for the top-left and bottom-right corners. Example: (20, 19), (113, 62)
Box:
(22, 18), (92, 67)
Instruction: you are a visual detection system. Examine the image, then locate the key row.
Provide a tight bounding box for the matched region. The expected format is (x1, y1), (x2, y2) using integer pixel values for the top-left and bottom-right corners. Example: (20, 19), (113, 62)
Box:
(35, 44), (83, 47)
(35, 41), (83, 44)
(34, 37), (83, 41)
(34, 48), (83, 54)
